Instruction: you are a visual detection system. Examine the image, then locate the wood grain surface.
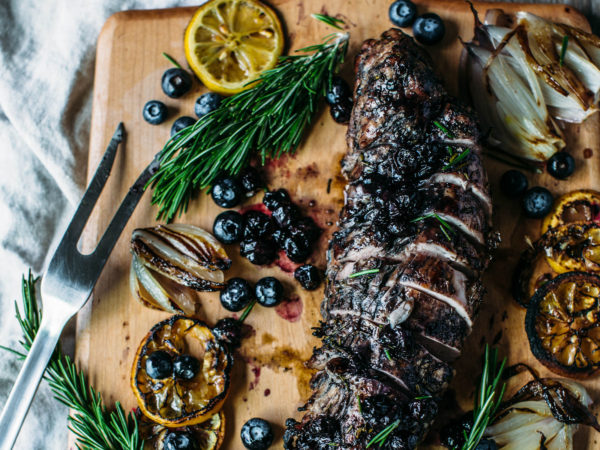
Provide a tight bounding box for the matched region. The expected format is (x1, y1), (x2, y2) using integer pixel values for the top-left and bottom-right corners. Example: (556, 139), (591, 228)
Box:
(76, 1), (600, 448)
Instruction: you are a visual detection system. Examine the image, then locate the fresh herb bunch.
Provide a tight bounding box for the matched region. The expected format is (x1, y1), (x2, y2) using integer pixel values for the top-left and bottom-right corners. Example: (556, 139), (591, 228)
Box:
(149, 14), (349, 221)
(461, 345), (506, 450)
(0, 272), (142, 450)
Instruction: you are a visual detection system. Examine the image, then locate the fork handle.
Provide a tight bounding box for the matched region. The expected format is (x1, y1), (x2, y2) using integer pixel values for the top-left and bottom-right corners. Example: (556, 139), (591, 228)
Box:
(0, 313), (66, 450)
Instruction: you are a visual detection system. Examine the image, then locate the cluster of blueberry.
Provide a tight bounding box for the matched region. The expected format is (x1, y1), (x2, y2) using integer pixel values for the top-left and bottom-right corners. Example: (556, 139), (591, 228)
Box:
(388, 0), (445, 45)
(213, 187), (323, 291)
(142, 64), (223, 136)
(500, 152), (576, 218)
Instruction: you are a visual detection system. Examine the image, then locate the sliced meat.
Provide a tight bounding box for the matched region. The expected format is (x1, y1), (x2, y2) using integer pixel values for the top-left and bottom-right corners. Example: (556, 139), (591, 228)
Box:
(285, 28), (493, 449)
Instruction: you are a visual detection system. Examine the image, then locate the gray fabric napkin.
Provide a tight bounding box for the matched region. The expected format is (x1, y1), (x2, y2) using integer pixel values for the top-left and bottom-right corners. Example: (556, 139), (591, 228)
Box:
(0, 1), (199, 448)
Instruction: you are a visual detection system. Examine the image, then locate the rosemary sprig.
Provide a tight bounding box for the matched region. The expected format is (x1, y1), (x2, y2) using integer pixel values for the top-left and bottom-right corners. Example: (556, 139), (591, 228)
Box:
(559, 35), (569, 66)
(411, 213), (454, 241)
(349, 268), (380, 278)
(162, 52), (182, 69)
(149, 15), (349, 221)
(415, 395), (432, 400)
(1, 271), (143, 450)
(366, 419), (401, 448)
(461, 345), (506, 450)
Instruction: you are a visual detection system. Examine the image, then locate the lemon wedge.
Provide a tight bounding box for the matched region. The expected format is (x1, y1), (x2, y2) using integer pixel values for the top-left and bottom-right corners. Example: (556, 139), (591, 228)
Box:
(184, 0), (284, 95)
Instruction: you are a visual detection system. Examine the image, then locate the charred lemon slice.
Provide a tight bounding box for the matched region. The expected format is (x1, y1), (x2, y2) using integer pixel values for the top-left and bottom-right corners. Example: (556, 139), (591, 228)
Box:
(544, 222), (600, 274)
(138, 409), (225, 449)
(132, 316), (232, 427)
(184, 0), (284, 94)
(542, 190), (600, 233)
(526, 272), (600, 377)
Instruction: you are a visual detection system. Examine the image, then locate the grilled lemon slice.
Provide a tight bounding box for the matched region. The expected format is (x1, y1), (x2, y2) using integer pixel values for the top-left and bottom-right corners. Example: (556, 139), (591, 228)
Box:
(184, 0), (284, 94)
(542, 190), (600, 233)
(132, 316), (232, 427)
(526, 272), (600, 377)
(138, 409), (225, 450)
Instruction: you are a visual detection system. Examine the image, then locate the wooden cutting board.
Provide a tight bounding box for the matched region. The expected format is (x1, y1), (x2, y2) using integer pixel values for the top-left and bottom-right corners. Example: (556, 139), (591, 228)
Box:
(77, 0), (600, 448)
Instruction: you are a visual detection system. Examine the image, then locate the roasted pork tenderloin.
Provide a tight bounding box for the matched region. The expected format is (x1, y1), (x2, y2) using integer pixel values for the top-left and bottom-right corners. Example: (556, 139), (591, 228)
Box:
(285, 28), (493, 449)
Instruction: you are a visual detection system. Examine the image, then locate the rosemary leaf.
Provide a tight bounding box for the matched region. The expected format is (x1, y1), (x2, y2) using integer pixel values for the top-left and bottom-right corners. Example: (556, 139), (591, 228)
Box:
(442, 148), (471, 172)
(162, 52), (182, 69)
(560, 35), (569, 66)
(434, 120), (454, 138)
(366, 419), (401, 448)
(349, 268), (380, 278)
(149, 15), (349, 221)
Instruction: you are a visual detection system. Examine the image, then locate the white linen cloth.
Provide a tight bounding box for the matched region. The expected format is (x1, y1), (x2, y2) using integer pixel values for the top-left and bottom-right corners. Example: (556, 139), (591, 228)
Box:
(0, 1), (200, 448)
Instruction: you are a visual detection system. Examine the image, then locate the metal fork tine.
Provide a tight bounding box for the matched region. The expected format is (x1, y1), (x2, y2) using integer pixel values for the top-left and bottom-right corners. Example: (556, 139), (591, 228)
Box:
(89, 156), (160, 271)
(57, 123), (124, 247)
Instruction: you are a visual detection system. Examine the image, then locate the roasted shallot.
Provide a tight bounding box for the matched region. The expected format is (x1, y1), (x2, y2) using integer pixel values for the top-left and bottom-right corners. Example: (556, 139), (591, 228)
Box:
(464, 8), (600, 161)
(130, 224), (230, 314)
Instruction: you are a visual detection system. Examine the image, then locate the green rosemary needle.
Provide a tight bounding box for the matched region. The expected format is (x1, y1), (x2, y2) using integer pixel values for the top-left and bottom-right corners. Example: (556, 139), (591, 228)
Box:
(367, 419), (401, 448)
(434, 120), (454, 138)
(149, 15), (349, 221)
(349, 268), (380, 278)
(560, 35), (569, 66)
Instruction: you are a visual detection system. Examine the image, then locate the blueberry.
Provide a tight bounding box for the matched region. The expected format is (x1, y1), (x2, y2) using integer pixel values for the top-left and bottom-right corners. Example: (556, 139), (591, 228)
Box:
(388, 0), (418, 27)
(143, 100), (168, 125)
(243, 211), (276, 239)
(213, 317), (243, 348)
(326, 76), (352, 106)
(211, 176), (243, 208)
(241, 418), (274, 450)
(547, 152), (575, 179)
(272, 204), (300, 228)
(195, 92), (223, 118)
(240, 238), (277, 265)
(145, 351), (173, 379)
(239, 167), (264, 196)
(220, 278), (253, 312)
(161, 68), (192, 98)
(294, 264), (322, 290)
(522, 186), (553, 219)
(171, 116), (196, 137)
(330, 103), (352, 124)
(213, 211), (245, 244)
(173, 354), (200, 380)
(255, 277), (284, 307)
(283, 236), (312, 263)
(164, 431), (197, 450)
(263, 189), (291, 211)
(500, 170), (528, 197)
(413, 13), (445, 45)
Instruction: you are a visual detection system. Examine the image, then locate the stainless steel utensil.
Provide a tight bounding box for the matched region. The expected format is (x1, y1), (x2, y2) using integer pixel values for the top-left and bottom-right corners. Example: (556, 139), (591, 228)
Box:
(0, 123), (158, 449)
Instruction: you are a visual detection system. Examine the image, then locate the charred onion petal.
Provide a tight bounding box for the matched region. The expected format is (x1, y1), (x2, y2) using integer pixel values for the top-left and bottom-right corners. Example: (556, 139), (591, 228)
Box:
(484, 377), (599, 447)
(525, 272), (600, 377)
(131, 224), (230, 291)
(131, 255), (183, 314)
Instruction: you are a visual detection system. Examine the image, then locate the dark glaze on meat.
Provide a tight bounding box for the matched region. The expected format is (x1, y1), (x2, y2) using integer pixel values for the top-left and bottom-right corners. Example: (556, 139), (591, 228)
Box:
(284, 29), (493, 449)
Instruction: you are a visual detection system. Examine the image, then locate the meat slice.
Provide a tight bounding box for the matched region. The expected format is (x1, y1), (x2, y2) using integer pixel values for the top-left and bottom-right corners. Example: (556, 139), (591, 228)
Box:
(285, 28), (492, 449)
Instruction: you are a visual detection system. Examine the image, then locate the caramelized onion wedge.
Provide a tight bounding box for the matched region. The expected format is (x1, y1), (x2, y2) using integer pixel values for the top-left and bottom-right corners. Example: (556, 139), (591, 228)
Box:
(131, 255), (198, 316)
(131, 224), (230, 291)
(526, 272), (600, 377)
(484, 377), (598, 448)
